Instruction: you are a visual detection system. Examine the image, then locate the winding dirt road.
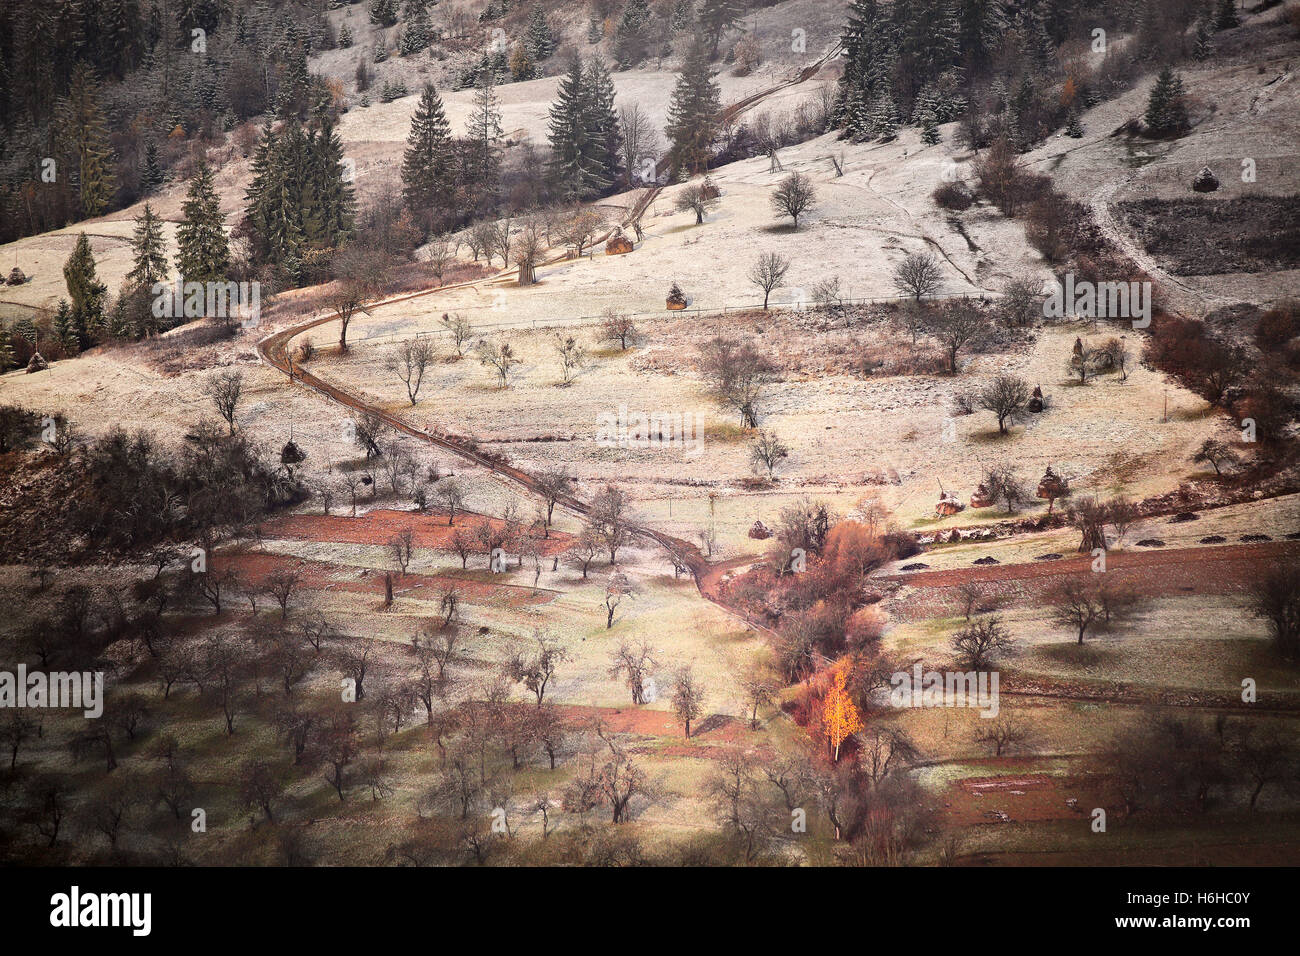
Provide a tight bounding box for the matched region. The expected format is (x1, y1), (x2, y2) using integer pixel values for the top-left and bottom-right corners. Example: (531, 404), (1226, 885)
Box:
(253, 50), (850, 634)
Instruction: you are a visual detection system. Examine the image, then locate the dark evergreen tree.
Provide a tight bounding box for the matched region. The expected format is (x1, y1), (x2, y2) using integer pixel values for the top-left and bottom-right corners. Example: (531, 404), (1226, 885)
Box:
(548, 58), (605, 199)
(370, 0), (399, 27)
(869, 92), (899, 140)
(1214, 0), (1240, 30)
(525, 6), (556, 60)
(141, 140), (165, 194)
(1144, 67), (1189, 137)
(57, 64), (116, 219)
(176, 160), (230, 283)
(400, 4), (433, 55)
(126, 203), (169, 288)
(401, 83), (455, 225)
(62, 233), (106, 351)
(53, 299), (80, 355)
(698, 0), (742, 57)
(614, 0), (653, 66)
(835, 0), (896, 130)
(587, 57), (624, 188)
(307, 116), (356, 250)
(665, 40), (721, 176)
(920, 109), (940, 145)
(466, 75), (504, 195)
(1193, 17), (1213, 59)
(670, 0), (695, 33)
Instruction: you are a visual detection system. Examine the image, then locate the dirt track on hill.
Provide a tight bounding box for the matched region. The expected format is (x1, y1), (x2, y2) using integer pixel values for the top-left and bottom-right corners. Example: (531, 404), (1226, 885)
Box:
(253, 51), (851, 634)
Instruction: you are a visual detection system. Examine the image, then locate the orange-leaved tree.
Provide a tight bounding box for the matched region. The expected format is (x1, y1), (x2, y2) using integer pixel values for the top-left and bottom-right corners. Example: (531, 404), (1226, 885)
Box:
(822, 666), (863, 762)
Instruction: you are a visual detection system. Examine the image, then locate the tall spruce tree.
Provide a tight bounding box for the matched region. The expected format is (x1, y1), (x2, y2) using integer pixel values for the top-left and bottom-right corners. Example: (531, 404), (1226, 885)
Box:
(525, 6), (556, 60)
(587, 57), (624, 188)
(57, 65), (117, 219)
(62, 233), (106, 352)
(126, 204), (170, 288)
(466, 75), (504, 195)
(835, 0), (895, 131)
(548, 58), (605, 199)
(1144, 67), (1189, 137)
(665, 40), (721, 177)
(176, 160), (230, 283)
(869, 93), (899, 140)
(307, 116), (356, 250)
(698, 0), (742, 57)
(244, 116), (354, 278)
(400, 4), (433, 55)
(141, 140), (164, 194)
(53, 300), (80, 355)
(401, 83), (455, 226)
(670, 0), (695, 33)
(614, 0), (653, 66)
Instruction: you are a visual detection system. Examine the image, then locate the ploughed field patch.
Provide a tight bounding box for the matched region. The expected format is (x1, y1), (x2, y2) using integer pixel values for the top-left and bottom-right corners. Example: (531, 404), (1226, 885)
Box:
(1117, 195), (1300, 276)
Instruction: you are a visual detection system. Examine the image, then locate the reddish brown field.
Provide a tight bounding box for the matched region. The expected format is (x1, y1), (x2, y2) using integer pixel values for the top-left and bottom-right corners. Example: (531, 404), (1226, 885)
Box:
(881, 541), (1300, 621)
(257, 508), (575, 555)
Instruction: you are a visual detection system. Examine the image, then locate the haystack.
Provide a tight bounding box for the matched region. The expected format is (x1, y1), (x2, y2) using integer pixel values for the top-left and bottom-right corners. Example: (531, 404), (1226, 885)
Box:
(666, 282), (687, 310)
(969, 483), (994, 508)
(6, 266), (26, 285)
(1027, 385), (1044, 413)
(1192, 166), (1219, 192)
(936, 492), (965, 516)
(748, 520), (772, 540)
(26, 352), (49, 373)
(606, 232), (634, 255)
(1036, 465), (1068, 500)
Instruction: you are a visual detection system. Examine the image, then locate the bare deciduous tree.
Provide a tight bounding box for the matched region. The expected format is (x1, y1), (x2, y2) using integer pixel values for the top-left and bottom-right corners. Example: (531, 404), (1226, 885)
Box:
(952, 616), (1012, 670)
(698, 336), (778, 428)
(1048, 578), (1103, 644)
(675, 180), (720, 224)
(749, 428), (789, 481)
(535, 468), (573, 533)
(770, 171), (817, 228)
(263, 568), (301, 621)
(747, 251), (791, 309)
(389, 527), (414, 576)
(609, 641), (658, 705)
(1192, 438), (1238, 477)
(974, 714), (1030, 756)
(932, 300), (985, 373)
(556, 207), (604, 258)
(442, 312), (473, 357)
(203, 370), (243, 434)
(1249, 560), (1300, 660)
(476, 339), (522, 387)
(426, 237), (455, 286)
(554, 333), (586, 385)
(387, 337), (437, 405)
(671, 666), (706, 739)
(513, 216), (545, 286)
(599, 309), (637, 350)
(977, 374), (1031, 434)
(508, 633), (570, 708)
(434, 477), (465, 526)
(983, 463), (1029, 513)
(587, 484), (632, 564)
(892, 251), (943, 302)
(603, 571), (636, 629)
